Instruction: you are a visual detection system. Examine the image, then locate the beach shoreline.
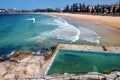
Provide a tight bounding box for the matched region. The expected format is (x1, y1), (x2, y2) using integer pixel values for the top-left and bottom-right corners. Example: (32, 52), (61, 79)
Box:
(46, 12), (120, 30)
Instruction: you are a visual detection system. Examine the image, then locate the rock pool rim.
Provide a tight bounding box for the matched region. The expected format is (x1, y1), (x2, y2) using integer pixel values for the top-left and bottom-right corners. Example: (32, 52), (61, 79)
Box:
(46, 49), (120, 75)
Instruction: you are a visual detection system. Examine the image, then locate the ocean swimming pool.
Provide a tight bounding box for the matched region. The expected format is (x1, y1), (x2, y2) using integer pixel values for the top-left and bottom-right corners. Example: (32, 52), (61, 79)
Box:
(46, 49), (120, 75)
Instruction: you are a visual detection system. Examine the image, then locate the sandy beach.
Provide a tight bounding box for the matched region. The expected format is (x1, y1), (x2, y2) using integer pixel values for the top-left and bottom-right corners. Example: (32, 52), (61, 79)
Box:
(48, 13), (120, 30)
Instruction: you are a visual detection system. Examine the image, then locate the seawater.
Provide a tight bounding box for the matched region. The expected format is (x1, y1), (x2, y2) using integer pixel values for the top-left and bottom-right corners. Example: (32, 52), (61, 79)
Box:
(47, 49), (120, 75)
(0, 13), (120, 55)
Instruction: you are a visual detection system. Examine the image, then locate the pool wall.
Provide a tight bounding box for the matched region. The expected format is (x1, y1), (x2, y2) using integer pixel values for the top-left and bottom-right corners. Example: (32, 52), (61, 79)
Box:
(59, 49), (120, 55)
(46, 48), (120, 75)
(45, 49), (60, 75)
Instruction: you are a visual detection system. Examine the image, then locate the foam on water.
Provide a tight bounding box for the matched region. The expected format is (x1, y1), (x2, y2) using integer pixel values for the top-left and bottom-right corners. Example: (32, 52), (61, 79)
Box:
(79, 27), (100, 44)
(26, 18), (36, 23)
(28, 15), (100, 44)
(30, 17), (81, 42)
(48, 14), (57, 18)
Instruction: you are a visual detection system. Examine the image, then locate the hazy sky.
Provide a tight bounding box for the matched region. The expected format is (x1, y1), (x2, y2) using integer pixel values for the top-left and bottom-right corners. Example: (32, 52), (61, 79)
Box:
(0, 0), (119, 9)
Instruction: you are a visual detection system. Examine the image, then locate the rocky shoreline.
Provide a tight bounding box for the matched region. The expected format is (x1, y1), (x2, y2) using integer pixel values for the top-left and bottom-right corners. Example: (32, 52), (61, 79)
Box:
(0, 49), (56, 80)
(1, 44), (120, 80)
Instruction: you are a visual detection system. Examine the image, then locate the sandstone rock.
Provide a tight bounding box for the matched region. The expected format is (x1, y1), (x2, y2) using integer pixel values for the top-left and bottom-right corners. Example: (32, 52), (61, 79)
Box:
(9, 50), (35, 61)
(3, 73), (15, 79)
(0, 63), (7, 76)
(43, 51), (52, 60)
(0, 51), (45, 79)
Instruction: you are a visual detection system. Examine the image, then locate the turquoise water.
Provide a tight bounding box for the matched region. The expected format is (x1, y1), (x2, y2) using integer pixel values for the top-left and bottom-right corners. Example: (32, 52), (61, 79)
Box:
(0, 13), (120, 55)
(0, 13), (100, 55)
(0, 14), (57, 55)
(47, 49), (120, 75)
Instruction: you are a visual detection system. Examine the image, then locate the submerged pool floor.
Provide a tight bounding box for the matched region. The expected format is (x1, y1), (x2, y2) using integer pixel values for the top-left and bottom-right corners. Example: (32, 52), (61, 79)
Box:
(47, 49), (120, 75)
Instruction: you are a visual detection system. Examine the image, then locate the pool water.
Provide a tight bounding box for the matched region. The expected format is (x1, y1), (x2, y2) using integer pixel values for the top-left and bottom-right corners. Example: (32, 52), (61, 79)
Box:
(47, 49), (120, 75)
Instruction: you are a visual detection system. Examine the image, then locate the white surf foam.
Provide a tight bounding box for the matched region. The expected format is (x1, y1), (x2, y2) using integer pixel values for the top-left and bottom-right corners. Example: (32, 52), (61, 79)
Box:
(36, 51), (41, 54)
(43, 13), (58, 18)
(42, 17), (80, 42)
(49, 14), (57, 18)
(29, 17), (80, 42)
(28, 36), (46, 41)
(28, 16), (100, 44)
(79, 27), (100, 44)
(26, 18), (35, 23)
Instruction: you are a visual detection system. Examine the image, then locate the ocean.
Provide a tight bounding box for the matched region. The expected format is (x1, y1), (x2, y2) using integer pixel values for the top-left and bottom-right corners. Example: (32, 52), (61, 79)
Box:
(0, 13), (120, 55)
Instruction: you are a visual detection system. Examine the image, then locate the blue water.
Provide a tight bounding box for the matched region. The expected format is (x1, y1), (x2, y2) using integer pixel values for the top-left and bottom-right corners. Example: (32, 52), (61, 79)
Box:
(47, 49), (120, 75)
(0, 13), (101, 55)
(0, 14), (57, 55)
(0, 13), (120, 55)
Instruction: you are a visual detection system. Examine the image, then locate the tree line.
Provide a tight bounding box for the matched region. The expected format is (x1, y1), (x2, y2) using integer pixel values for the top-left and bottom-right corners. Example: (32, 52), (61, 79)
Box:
(63, 2), (120, 15)
(1, 1), (120, 16)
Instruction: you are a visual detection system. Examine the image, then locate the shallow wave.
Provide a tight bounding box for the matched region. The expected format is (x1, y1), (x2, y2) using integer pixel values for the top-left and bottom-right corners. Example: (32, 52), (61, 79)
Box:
(49, 14), (57, 18)
(41, 13), (58, 18)
(28, 16), (100, 44)
(79, 27), (100, 44)
(26, 18), (35, 23)
(29, 17), (80, 42)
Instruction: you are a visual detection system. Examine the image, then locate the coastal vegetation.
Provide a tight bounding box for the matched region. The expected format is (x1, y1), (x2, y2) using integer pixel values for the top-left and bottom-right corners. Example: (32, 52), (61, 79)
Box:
(63, 1), (120, 16)
(0, 0), (120, 16)
(0, 1), (120, 80)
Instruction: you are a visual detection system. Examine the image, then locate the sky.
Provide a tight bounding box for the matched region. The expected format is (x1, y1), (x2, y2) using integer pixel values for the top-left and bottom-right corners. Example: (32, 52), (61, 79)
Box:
(0, 0), (119, 10)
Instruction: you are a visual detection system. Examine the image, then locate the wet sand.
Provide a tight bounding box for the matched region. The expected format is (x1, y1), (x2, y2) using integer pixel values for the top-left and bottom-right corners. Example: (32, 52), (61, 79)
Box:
(46, 12), (120, 46)
(48, 13), (120, 30)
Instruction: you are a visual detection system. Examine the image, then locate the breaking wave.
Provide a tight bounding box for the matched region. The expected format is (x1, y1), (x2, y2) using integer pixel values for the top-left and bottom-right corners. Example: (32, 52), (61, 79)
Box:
(26, 18), (35, 23)
(79, 27), (100, 44)
(29, 17), (80, 42)
(28, 15), (100, 44)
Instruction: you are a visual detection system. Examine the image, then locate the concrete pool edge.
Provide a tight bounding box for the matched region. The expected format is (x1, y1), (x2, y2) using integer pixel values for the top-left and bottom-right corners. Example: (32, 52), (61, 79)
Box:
(44, 44), (61, 75)
(44, 44), (120, 75)
(59, 49), (120, 55)
(45, 49), (59, 75)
